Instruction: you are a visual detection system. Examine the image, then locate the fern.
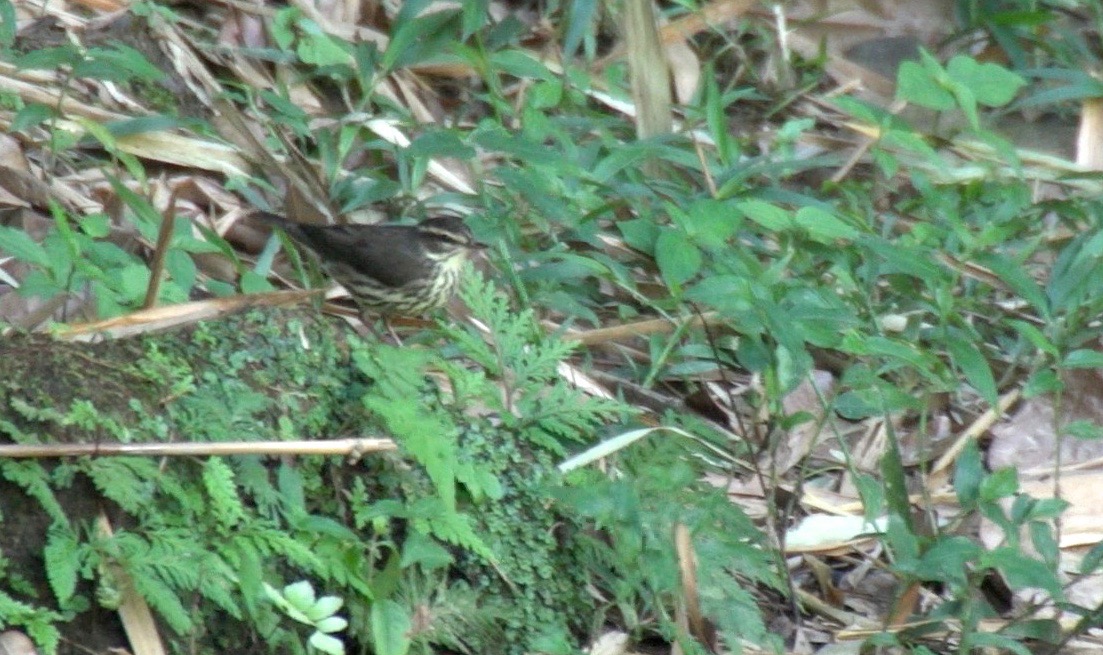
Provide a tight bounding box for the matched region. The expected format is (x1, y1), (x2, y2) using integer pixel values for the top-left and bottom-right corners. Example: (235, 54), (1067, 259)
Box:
(0, 460), (68, 524)
(130, 568), (194, 634)
(202, 458), (246, 530)
(443, 274), (630, 453)
(353, 345), (459, 510)
(82, 457), (162, 515)
(43, 524), (81, 603)
(0, 591), (63, 655)
(408, 498), (494, 562)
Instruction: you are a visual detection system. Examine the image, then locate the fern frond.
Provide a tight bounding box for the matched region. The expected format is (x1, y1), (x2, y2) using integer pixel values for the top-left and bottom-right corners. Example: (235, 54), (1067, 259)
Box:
(44, 524), (82, 603)
(1, 461), (68, 524)
(0, 590), (63, 655)
(83, 457), (161, 515)
(202, 458), (246, 530)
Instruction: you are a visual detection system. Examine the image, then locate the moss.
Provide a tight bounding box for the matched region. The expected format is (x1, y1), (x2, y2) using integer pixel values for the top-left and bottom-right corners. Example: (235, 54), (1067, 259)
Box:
(458, 422), (592, 654)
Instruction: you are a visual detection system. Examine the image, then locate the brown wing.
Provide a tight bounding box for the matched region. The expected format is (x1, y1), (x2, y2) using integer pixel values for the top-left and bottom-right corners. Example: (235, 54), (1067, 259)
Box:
(282, 223), (430, 289)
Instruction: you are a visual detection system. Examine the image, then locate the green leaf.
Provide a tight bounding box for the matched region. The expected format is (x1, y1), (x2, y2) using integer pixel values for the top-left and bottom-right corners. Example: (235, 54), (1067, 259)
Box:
(489, 50), (555, 80)
(896, 60), (954, 110)
(116, 263), (151, 302)
(980, 467), (1019, 502)
(80, 44), (163, 81)
(966, 631), (1040, 655)
(794, 206), (859, 242)
(1008, 319), (1057, 357)
(371, 599), (412, 655)
(382, 9), (459, 71)
(78, 214), (112, 238)
(296, 20), (352, 67)
(315, 615), (348, 634)
(562, 0), (598, 57)
(914, 536), (981, 585)
(241, 270), (275, 294)
(950, 81), (980, 130)
(944, 331), (998, 407)
(283, 580), (317, 611)
(984, 547), (1062, 599)
(736, 199), (792, 231)
(0, 0), (14, 47)
(0, 225), (50, 267)
(953, 439), (983, 509)
(202, 459), (245, 530)
(271, 7), (299, 49)
(164, 249), (197, 294)
(1023, 369), (1062, 397)
(309, 632), (346, 655)
(1063, 349), (1103, 369)
(617, 218), (660, 253)
(682, 198), (741, 247)
(946, 55), (1026, 107)
(686, 275), (753, 316)
(400, 532), (454, 570)
(655, 229), (701, 286)
(11, 103), (53, 133)
(306, 595), (344, 622)
(461, 0), (489, 36)
(12, 46), (79, 71)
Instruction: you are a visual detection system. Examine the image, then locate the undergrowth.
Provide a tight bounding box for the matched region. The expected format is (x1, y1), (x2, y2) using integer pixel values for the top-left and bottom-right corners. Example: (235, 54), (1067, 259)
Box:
(3, 1), (1103, 654)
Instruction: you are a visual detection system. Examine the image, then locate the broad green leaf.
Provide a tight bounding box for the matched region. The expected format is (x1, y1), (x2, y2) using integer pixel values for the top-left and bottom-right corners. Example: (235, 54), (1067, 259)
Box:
(315, 616), (348, 633)
(683, 199), (740, 247)
(0, 225), (50, 267)
(11, 102), (53, 132)
(562, 0), (598, 58)
(896, 60), (954, 110)
(461, 0), (489, 37)
(371, 599), (412, 655)
(984, 547), (1062, 599)
(968, 252), (1050, 317)
(1063, 349), (1103, 369)
(979, 466), (1018, 502)
(655, 228), (701, 286)
(953, 439), (983, 508)
(283, 580), (317, 610)
(116, 263), (151, 302)
(1023, 369), (1062, 397)
(12, 46), (78, 70)
(297, 20), (352, 66)
(164, 249), (196, 294)
(241, 270), (275, 294)
(1008, 319), (1057, 357)
(944, 331), (998, 407)
(0, 0), (14, 47)
(309, 632), (345, 655)
(489, 50), (556, 81)
(306, 595), (344, 622)
(736, 199), (792, 231)
(617, 218), (659, 253)
(794, 206), (859, 242)
(75, 44), (164, 82)
(947, 55), (1026, 107)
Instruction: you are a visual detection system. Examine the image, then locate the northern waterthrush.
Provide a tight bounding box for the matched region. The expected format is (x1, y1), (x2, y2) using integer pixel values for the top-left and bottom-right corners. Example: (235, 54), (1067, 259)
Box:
(257, 212), (484, 316)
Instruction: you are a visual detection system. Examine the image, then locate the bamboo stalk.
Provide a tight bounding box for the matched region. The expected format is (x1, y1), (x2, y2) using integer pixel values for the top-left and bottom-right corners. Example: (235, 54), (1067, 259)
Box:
(0, 438), (396, 459)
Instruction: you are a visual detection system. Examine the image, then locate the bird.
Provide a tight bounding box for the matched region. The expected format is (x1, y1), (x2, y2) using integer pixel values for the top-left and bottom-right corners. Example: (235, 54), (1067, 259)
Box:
(256, 211), (485, 316)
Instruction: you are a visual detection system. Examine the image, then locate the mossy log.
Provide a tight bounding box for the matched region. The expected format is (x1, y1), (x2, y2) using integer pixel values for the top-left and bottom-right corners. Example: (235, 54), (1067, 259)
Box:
(0, 307), (593, 655)
(0, 309), (356, 653)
